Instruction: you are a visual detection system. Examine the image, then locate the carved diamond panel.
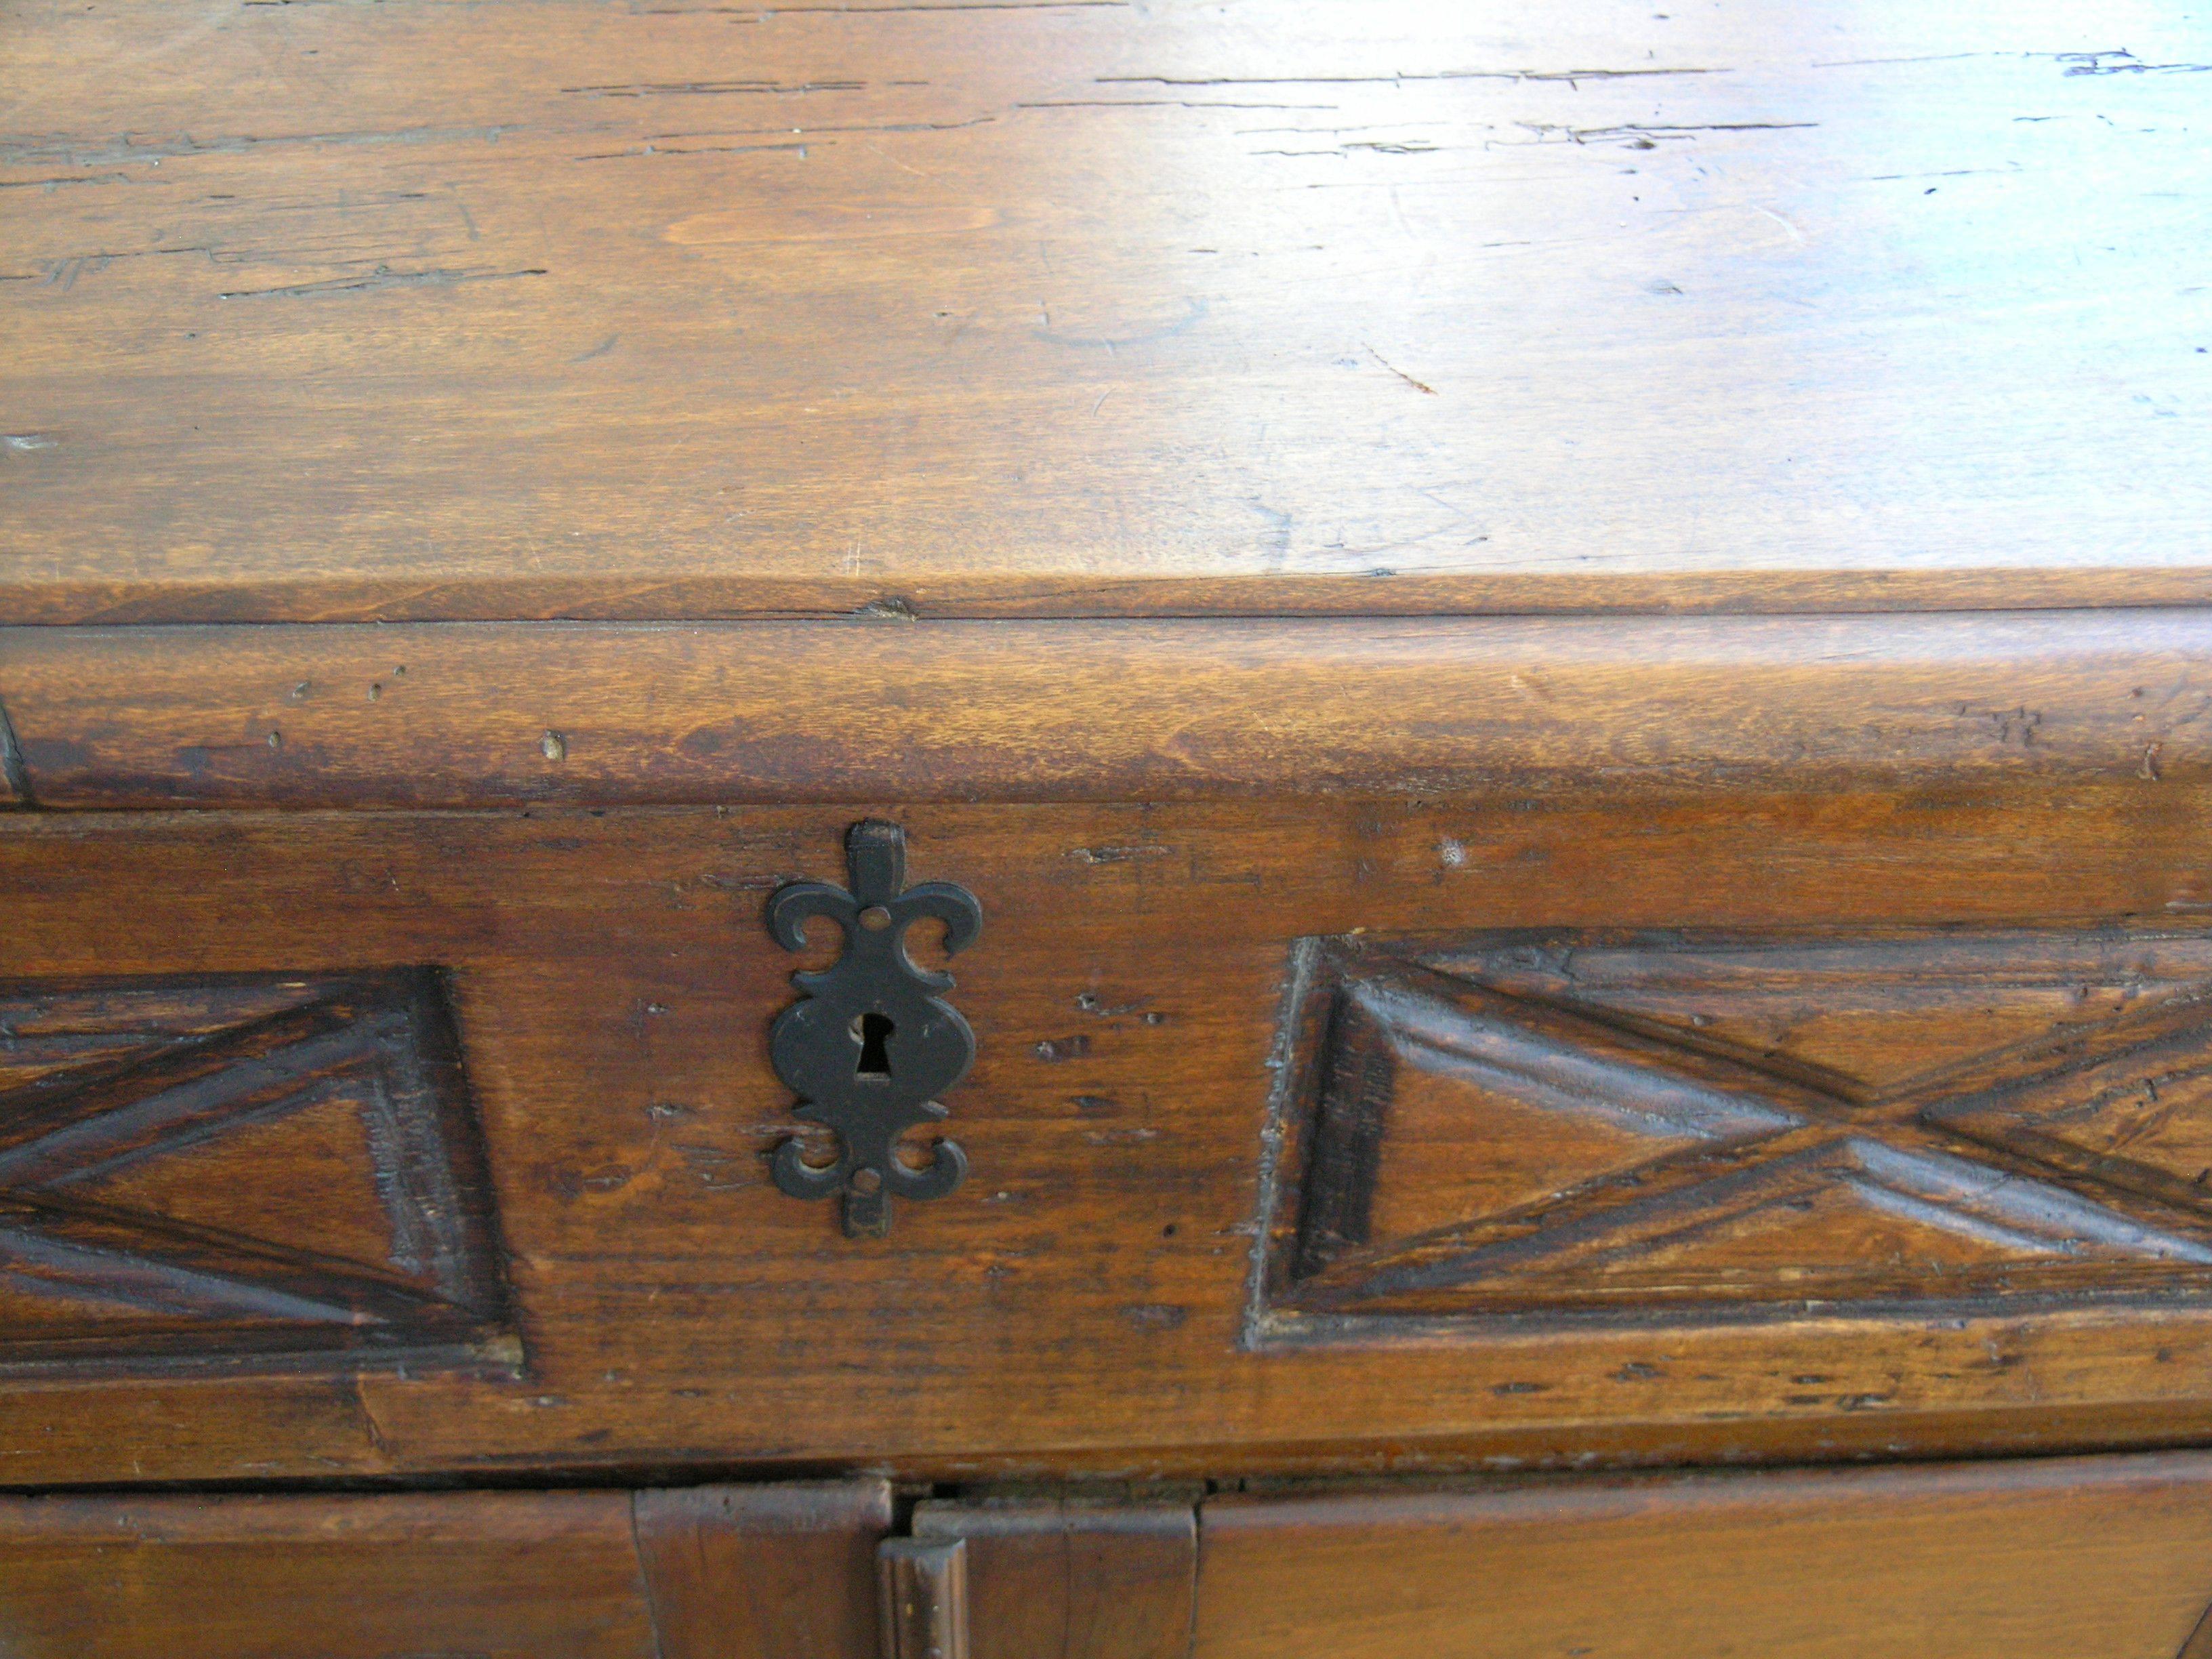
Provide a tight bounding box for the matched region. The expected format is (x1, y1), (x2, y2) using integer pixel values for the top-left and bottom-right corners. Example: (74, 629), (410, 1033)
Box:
(0, 969), (516, 1375)
(1254, 929), (2212, 1338)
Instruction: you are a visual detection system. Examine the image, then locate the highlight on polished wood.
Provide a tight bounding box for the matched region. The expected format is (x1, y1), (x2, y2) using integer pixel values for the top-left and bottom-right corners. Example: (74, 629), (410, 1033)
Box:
(2, 610), (2207, 808)
(4, 1), (2208, 623)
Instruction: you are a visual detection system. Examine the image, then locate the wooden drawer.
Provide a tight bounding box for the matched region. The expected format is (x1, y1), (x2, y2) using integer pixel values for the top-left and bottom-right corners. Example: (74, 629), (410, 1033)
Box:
(0, 1481), (890, 1659)
(6, 746), (2212, 1482)
(1191, 1455), (2212, 1659)
(11, 1458), (2212, 1659)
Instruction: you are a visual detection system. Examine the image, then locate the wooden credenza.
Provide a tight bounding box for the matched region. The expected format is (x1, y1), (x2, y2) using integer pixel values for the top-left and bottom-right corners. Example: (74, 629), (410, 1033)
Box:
(5, 1), (2212, 1653)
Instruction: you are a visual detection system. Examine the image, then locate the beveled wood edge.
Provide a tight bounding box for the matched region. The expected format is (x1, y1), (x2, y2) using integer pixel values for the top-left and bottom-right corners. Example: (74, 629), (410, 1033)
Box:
(7, 566), (2212, 629)
(386, 1395), (2212, 1487)
(0, 1486), (640, 1539)
(1, 609), (2204, 808)
(1193, 1446), (2212, 1533)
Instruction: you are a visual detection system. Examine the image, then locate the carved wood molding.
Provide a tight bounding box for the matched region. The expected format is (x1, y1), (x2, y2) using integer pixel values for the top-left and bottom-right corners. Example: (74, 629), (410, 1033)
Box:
(0, 968), (516, 1376)
(1252, 928), (2212, 1342)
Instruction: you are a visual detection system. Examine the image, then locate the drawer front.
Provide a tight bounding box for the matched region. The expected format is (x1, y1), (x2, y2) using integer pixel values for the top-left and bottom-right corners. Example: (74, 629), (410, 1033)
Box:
(0, 1490), (659, 1659)
(4, 789), (2212, 1482)
(1194, 1454), (2212, 1659)
(0, 1481), (890, 1659)
(9, 1459), (2212, 1659)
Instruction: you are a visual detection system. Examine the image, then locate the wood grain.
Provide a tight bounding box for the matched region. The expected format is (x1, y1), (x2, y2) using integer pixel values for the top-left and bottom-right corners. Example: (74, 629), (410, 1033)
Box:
(0, 968), (515, 1375)
(0, 1490), (660, 1659)
(912, 1498), (1197, 1659)
(7, 792), (2212, 1483)
(1, 612), (2205, 806)
(1192, 1454), (2212, 1659)
(634, 1479), (893, 1659)
(1262, 931), (2212, 1332)
(3, 1), (2208, 623)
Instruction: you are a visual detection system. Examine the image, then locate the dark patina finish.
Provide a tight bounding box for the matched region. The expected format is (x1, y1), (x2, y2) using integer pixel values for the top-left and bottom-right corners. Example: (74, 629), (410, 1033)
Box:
(766, 821), (982, 1237)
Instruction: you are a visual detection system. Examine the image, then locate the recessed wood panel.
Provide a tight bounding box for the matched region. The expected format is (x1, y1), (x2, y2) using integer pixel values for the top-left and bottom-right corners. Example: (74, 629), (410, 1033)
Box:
(1258, 928), (2212, 1338)
(0, 969), (514, 1374)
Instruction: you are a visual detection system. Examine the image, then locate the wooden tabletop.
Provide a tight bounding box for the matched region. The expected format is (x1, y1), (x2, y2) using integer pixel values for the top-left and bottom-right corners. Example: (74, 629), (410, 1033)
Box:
(3, 0), (2206, 623)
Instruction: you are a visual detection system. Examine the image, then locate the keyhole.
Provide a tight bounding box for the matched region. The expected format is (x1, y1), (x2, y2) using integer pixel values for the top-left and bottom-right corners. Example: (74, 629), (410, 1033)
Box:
(854, 1011), (895, 1078)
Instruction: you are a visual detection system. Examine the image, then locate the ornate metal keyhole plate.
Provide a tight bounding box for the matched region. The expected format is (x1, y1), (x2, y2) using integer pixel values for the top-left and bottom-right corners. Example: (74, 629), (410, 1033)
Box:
(766, 821), (982, 1237)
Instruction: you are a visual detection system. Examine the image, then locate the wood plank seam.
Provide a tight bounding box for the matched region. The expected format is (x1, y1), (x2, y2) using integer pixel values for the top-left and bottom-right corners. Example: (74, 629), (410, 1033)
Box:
(626, 1494), (672, 1659)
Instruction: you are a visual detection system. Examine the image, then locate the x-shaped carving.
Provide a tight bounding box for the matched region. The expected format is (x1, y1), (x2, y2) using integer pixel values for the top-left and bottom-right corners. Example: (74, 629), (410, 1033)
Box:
(1287, 958), (2212, 1317)
(0, 971), (508, 1370)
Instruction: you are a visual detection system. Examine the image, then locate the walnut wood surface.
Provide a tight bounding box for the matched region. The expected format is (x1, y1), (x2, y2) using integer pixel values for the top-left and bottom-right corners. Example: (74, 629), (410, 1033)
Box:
(9, 793), (2212, 1483)
(4, 1), (2208, 623)
(0, 968), (515, 1376)
(1193, 1455), (2212, 1659)
(634, 1480), (893, 1659)
(1261, 932), (2212, 1332)
(0, 1490), (661, 1658)
(912, 1498), (1197, 1659)
(1, 612), (2205, 806)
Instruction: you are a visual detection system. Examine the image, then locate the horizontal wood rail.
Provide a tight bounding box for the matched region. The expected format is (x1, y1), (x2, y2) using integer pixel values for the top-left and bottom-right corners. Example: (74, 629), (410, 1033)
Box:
(0, 611), (2203, 808)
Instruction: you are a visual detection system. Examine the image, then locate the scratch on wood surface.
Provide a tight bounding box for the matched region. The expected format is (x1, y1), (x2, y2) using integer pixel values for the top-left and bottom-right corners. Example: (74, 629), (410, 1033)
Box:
(37, 249), (216, 291)
(1, 126), (524, 166)
(1099, 66), (1725, 87)
(0, 173), (131, 190)
(1511, 121), (1818, 148)
(573, 140), (809, 161)
(562, 79), (865, 98)
(2055, 49), (2212, 76)
(571, 117), (996, 162)
(219, 265), (547, 299)
(1365, 346), (1437, 396)
(1252, 140), (1437, 157)
(343, 1374), (392, 1458)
